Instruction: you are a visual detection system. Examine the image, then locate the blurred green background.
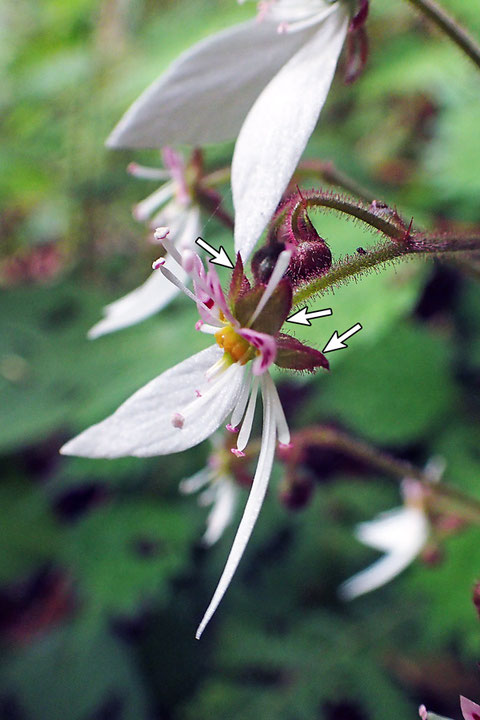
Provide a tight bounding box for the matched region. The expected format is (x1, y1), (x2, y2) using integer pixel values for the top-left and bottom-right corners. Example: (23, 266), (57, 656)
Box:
(2, 0), (480, 718)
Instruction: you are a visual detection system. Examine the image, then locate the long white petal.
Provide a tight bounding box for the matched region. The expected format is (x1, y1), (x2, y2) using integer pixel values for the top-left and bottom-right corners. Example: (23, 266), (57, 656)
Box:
(60, 346), (245, 458)
(232, 5), (349, 259)
(106, 20), (317, 148)
(196, 373), (277, 638)
(88, 260), (187, 339)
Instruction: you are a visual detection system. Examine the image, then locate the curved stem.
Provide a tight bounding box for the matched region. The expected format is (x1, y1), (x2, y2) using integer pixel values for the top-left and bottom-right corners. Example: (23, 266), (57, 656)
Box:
(293, 234), (480, 305)
(406, 0), (480, 71)
(289, 194), (407, 240)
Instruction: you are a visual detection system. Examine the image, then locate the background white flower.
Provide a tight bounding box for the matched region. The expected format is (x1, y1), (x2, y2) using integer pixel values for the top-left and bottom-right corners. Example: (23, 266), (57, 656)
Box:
(339, 475), (436, 600)
(106, 1), (350, 260)
(88, 149), (200, 339)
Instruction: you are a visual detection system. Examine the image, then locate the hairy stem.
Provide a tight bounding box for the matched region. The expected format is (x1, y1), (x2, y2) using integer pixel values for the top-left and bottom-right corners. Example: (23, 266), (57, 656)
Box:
(405, 0), (480, 71)
(293, 234), (480, 305)
(290, 194), (407, 240)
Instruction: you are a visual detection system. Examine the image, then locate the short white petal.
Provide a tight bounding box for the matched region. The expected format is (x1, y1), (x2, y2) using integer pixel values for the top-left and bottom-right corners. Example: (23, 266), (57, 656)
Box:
(203, 478), (239, 546)
(355, 507), (429, 556)
(107, 20), (316, 148)
(232, 5), (349, 259)
(133, 181), (175, 222)
(196, 373), (276, 638)
(179, 468), (211, 495)
(88, 262), (187, 339)
(339, 506), (429, 601)
(339, 550), (421, 601)
(60, 346), (245, 458)
(177, 206), (201, 252)
(236, 377), (259, 451)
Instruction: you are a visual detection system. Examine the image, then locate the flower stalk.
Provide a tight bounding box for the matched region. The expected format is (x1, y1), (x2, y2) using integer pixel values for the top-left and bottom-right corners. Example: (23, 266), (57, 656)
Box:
(283, 426), (480, 525)
(405, 0), (480, 72)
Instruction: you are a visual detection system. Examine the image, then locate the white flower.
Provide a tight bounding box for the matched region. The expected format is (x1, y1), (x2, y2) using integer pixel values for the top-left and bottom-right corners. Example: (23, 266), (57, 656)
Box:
(61, 233), (328, 636)
(180, 438), (241, 547)
(88, 148), (200, 339)
(106, 0), (350, 260)
(339, 461), (446, 600)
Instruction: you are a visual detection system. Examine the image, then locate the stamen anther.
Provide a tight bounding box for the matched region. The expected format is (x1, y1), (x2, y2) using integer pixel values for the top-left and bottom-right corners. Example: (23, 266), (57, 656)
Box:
(172, 412), (185, 429)
(154, 226), (170, 242)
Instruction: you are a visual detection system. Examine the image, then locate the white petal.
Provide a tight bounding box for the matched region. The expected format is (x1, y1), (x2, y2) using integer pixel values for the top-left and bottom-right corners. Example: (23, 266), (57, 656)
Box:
(237, 377), (259, 451)
(203, 478), (239, 546)
(263, 373), (290, 445)
(133, 181), (175, 222)
(339, 549), (421, 601)
(232, 5), (349, 259)
(339, 507), (429, 601)
(230, 369), (253, 429)
(355, 507), (428, 555)
(106, 20), (316, 148)
(87, 258), (188, 339)
(196, 373), (277, 638)
(60, 346), (245, 458)
(177, 206), (201, 252)
(179, 468), (211, 495)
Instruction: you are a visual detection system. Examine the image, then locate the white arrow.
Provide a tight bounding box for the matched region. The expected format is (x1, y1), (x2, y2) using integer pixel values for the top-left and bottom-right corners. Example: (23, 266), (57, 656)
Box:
(323, 323), (363, 353)
(195, 236), (234, 268)
(286, 306), (333, 326)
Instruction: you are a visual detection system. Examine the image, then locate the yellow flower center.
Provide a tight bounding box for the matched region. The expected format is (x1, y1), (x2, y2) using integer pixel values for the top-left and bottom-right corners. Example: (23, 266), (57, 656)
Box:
(215, 325), (253, 365)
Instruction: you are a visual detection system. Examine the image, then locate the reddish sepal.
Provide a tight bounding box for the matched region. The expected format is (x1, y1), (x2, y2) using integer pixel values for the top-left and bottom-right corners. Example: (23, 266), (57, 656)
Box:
(229, 253), (251, 305)
(275, 333), (329, 372)
(234, 279), (292, 336)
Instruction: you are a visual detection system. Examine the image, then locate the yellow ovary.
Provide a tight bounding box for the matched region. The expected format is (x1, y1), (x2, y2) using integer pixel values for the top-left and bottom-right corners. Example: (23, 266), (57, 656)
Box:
(215, 325), (253, 365)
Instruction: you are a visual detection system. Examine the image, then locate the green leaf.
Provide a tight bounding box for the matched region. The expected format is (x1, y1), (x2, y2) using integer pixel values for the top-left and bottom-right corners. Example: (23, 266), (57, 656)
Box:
(60, 498), (196, 615)
(0, 623), (149, 720)
(307, 321), (456, 444)
(0, 482), (61, 584)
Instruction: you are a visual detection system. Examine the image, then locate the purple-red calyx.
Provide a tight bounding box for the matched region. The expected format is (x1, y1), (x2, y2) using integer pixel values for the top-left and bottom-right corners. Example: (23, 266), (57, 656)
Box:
(251, 190), (332, 289)
(227, 253), (329, 374)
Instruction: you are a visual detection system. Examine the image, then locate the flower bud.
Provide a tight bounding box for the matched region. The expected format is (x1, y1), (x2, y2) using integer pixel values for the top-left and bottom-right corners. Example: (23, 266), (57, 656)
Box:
(279, 474), (315, 510)
(285, 238), (332, 286)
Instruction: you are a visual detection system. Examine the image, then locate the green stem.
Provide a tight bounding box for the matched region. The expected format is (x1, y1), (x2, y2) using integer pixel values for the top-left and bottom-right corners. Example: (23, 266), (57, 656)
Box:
(293, 234), (480, 305)
(290, 194), (407, 240)
(405, 0), (480, 71)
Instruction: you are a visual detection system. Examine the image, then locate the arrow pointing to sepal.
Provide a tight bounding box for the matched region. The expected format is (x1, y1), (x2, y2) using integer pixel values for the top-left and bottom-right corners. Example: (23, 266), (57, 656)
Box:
(286, 306), (333, 326)
(323, 323), (363, 353)
(195, 236), (234, 268)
